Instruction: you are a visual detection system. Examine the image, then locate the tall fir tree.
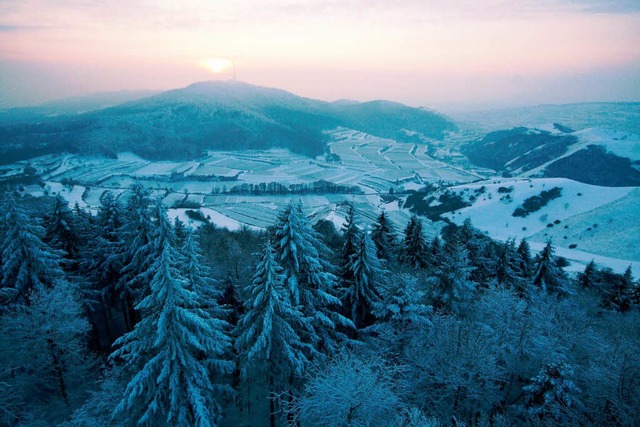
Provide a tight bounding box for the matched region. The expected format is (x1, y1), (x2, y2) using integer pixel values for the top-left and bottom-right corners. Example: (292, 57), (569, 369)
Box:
(181, 227), (221, 315)
(236, 240), (314, 427)
(604, 265), (634, 312)
(492, 239), (525, 293)
(342, 228), (385, 329)
(401, 215), (429, 269)
(110, 201), (232, 427)
(0, 192), (65, 304)
(577, 260), (598, 290)
(43, 195), (81, 271)
(516, 238), (533, 279)
(531, 242), (570, 297)
(371, 210), (397, 263)
(115, 185), (155, 328)
(338, 204), (360, 297)
(272, 202), (352, 356)
(429, 235), (476, 313)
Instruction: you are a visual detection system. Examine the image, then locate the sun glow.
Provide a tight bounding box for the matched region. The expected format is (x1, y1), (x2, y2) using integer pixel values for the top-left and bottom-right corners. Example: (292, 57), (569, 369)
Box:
(202, 58), (233, 74)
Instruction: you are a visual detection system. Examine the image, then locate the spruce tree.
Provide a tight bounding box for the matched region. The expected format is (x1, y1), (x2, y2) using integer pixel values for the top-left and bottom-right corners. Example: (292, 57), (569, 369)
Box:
(577, 260), (598, 290)
(401, 215), (429, 269)
(338, 204), (360, 296)
(236, 240), (314, 427)
(272, 202), (351, 356)
(430, 235), (476, 313)
(43, 195), (80, 271)
(604, 266), (634, 312)
(371, 210), (397, 262)
(492, 239), (524, 292)
(523, 362), (581, 423)
(531, 242), (570, 297)
(516, 238), (533, 279)
(342, 228), (385, 329)
(181, 228), (221, 314)
(111, 202), (231, 427)
(115, 185), (155, 327)
(0, 192), (65, 304)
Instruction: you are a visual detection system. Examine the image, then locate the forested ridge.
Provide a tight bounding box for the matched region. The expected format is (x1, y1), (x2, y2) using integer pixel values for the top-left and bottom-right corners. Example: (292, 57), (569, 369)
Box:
(1, 187), (639, 426)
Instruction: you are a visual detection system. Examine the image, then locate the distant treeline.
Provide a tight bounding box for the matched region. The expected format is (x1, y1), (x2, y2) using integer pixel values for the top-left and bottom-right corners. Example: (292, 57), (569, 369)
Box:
(222, 179), (363, 195)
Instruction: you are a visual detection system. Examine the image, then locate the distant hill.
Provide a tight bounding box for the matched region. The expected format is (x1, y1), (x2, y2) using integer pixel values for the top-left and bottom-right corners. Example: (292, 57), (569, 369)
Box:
(462, 125), (640, 186)
(0, 81), (457, 163)
(450, 102), (640, 135)
(0, 90), (160, 124)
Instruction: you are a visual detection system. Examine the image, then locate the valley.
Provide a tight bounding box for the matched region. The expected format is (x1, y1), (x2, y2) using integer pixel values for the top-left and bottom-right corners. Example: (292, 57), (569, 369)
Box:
(4, 98), (639, 274)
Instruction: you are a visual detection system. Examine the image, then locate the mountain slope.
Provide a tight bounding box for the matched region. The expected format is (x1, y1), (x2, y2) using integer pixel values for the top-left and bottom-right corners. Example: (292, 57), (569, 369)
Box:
(462, 126), (640, 186)
(0, 81), (457, 163)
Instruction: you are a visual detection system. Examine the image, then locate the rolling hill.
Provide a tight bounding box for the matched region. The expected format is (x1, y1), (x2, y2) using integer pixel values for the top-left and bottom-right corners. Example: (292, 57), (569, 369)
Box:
(0, 81), (457, 164)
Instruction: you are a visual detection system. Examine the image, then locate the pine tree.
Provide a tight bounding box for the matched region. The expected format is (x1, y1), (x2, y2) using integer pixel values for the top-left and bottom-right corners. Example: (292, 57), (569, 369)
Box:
(426, 235), (443, 272)
(88, 191), (125, 301)
(272, 202), (352, 356)
(492, 239), (525, 292)
(115, 185), (155, 328)
(111, 202), (232, 427)
(371, 210), (397, 262)
(338, 204), (360, 296)
(342, 228), (385, 329)
(174, 217), (188, 247)
(577, 260), (598, 290)
(374, 273), (431, 326)
(0, 192), (65, 304)
(219, 273), (244, 328)
(181, 228), (221, 315)
(236, 240), (314, 426)
(401, 215), (429, 269)
(604, 266), (634, 312)
(523, 362), (581, 423)
(531, 242), (570, 297)
(429, 235), (476, 313)
(43, 195), (80, 271)
(516, 238), (533, 279)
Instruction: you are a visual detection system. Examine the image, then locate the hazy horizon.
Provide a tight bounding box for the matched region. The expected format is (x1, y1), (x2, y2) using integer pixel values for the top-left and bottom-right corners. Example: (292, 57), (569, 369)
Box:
(1, 0), (639, 110)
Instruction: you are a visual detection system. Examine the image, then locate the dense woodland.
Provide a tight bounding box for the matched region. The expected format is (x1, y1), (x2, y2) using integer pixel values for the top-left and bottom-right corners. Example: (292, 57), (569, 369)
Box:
(0, 185), (639, 426)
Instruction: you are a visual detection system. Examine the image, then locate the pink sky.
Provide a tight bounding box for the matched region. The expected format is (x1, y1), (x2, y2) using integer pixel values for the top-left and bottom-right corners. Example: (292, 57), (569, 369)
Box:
(1, 0), (639, 109)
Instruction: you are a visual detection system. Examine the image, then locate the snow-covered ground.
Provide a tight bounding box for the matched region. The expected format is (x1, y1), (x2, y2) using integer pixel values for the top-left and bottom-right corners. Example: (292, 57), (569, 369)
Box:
(12, 127), (640, 273)
(444, 178), (639, 272)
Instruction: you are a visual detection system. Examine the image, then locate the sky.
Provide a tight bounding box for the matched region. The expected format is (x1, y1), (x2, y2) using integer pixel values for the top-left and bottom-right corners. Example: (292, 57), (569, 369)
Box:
(0, 0), (639, 110)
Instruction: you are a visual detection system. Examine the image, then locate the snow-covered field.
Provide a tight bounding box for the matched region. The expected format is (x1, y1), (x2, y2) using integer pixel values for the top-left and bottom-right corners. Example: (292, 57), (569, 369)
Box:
(444, 178), (639, 272)
(6, 126), (639, 273)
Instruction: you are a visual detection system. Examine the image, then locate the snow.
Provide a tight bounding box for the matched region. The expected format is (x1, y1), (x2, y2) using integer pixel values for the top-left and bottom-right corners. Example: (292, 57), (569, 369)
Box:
(325, 210), (347, 230)
(444, 178), (638, 267)
(116, 152), (147, 162)
(572, 128), (640, 161)
(200, 208), (259, 231)
(529, 241), (640, 275)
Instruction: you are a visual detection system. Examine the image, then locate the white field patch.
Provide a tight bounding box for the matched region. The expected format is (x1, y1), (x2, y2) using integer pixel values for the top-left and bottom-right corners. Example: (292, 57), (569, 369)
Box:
(443, 178), (639, 270)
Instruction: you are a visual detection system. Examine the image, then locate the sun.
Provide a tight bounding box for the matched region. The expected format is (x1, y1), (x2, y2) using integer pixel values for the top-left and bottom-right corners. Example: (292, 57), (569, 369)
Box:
(202, 58), (233, 74)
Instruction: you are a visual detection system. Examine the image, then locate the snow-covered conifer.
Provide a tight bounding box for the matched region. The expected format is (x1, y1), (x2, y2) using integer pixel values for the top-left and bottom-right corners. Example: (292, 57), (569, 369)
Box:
(531, 241), (570, 297)
(429, 235), (476, 313)
(523, 361), (582, 423)
(371, 210), (397, 262)
(0, 192), (65, 304)
(272, 202), (352, 356)
(236, 240), (314, 423)
(401, 215), (429, 269)
(604, 265), (634, 312)
(342, 228), (385, 329)
(111, 202), (232, 427)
